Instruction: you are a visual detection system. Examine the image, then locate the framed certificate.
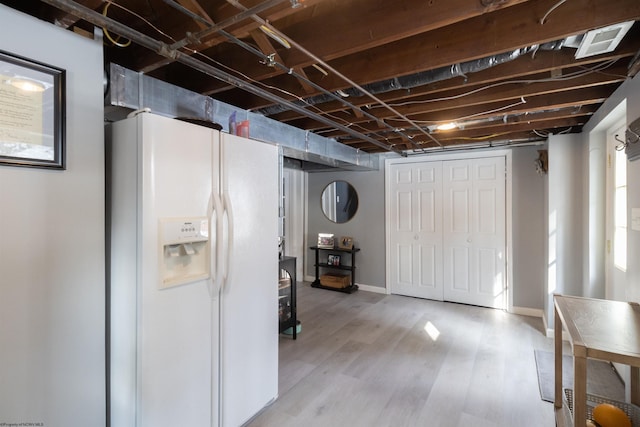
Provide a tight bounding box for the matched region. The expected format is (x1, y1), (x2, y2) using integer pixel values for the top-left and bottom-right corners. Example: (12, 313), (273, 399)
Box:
(0, 50), (65, 169)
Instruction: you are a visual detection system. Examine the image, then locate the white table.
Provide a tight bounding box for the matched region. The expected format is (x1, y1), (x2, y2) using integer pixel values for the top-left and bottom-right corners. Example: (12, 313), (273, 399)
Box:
(554, 294), (640, 426)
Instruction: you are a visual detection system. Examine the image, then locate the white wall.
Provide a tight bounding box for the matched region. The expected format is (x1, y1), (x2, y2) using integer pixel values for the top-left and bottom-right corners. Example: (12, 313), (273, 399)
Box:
(541, 73), (640, 330)
(586, 130), (607, 299)
(511, 145), (547, 309)
(283, 166), (306, 280)
(582, 73), (640, 304)
(0, 7), (105, 427)
(571, 71), (640, 401)
(625, 76), (640, 303)
(545, 133), (586, 326)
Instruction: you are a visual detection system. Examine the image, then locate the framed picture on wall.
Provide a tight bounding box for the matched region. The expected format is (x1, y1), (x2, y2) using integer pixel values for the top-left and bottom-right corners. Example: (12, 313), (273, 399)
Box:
(0, 50), (65, 169)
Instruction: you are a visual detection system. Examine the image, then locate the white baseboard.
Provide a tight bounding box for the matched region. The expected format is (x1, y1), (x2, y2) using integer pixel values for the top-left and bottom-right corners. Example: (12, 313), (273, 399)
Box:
(510, 306), (569, 340)
(546, 329), (570, 341)
(356, 283), (388, 294)
(511, 306), (544, 318)
(543, 317), (570, 341)
(303, 274), (315, 283)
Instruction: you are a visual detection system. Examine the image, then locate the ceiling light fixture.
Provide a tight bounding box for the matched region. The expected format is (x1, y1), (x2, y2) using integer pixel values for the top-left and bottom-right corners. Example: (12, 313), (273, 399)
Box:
(435, 122), (458, 131)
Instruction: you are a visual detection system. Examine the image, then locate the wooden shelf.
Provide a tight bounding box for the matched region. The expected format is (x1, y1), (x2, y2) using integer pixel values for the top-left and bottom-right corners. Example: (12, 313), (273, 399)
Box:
(309, 246), (360, 293)
(315, 262), (355, 271)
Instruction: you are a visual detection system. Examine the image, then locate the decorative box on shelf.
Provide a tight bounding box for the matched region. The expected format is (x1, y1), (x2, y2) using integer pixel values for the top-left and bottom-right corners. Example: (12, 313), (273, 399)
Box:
(320, 273), (350, 289)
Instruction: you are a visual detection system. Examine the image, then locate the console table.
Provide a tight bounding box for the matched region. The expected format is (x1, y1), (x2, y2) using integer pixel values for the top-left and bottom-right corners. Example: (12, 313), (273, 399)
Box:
(309, 246), (359, 294)
(554, 294), (640, 426)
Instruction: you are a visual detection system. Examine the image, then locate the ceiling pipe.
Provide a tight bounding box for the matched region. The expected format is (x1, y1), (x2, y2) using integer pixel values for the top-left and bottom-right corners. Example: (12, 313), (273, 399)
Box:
(161, 0), (421, 151)
(39, 0), (406, 155)
(140, 0), (289, 73)
(224, 0), (442, 148)
(408, 137), (546, 155)
(254, 44), (565, 116)
(162, 0), (289, 52)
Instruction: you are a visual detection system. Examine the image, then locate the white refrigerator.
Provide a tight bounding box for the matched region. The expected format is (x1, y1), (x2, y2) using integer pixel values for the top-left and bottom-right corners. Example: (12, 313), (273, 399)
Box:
(107, 112), (279, 427)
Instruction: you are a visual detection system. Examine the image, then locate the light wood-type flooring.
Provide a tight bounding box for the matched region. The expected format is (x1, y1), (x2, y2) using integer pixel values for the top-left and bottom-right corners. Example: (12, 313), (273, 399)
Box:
(247, 283), (555, 427)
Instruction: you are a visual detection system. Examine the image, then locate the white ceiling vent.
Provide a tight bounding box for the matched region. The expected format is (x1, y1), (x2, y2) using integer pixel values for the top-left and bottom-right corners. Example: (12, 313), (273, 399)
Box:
(574, 21), (635, 59)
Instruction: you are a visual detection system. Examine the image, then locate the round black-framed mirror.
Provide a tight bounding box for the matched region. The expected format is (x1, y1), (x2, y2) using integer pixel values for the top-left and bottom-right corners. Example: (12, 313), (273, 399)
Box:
(321, 180), (359, 223)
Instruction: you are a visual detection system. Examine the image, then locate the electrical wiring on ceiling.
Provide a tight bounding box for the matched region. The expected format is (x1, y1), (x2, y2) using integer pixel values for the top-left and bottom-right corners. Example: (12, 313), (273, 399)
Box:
(370, 58), (620, 139)
(98, 0), (402, 151)
(146, 0), (420, 151)
(451, 133), (512, 141)
(103, 0), (597, 150)
(380, 59), (620, 109)
(224, 0), (442, 147)
(533, 127), (573, 138)
(540, 0), (570, 25)
(102, 0), (175, 43)
(65, 0), (406, 153)
(385, 97), (528, 127)
(91, 0), (615, 152)
(102, 2), (131, 47)
(195, 53), (383, 140)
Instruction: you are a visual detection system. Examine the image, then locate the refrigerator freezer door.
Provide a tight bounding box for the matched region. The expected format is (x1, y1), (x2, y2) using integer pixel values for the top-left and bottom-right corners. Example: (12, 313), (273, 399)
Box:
(139, 114), (219, 427)
(219, 133), (279, 427)
(109, 113), (220, 427)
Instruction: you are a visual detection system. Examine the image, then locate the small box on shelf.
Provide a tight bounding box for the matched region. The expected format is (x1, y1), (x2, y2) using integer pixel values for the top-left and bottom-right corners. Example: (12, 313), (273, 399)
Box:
(320, 273), (350, 289)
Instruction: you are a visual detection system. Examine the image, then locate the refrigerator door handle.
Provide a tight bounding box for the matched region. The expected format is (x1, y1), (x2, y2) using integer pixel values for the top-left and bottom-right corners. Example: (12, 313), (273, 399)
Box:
(223, 193), (233, 290)
(222, 192), (234, 288)
(207, 191), (224, 298)
(220, 139), (234, 291)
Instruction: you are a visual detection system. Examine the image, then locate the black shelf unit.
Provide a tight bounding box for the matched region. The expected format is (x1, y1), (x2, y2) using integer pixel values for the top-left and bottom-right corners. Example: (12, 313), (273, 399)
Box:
(309, 246), (360, 294)
(278, 256), (297, 339)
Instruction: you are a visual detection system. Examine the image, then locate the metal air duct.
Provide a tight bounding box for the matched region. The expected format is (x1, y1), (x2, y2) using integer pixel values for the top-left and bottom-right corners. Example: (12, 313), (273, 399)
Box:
(254, 46), (539, 116)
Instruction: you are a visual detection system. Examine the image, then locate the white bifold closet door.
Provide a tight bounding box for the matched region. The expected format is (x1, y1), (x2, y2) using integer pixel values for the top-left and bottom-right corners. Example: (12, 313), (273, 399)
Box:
(388, 161), (444, 300)
(442, 157), (506, 308)
(388, 156), (506, 309)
